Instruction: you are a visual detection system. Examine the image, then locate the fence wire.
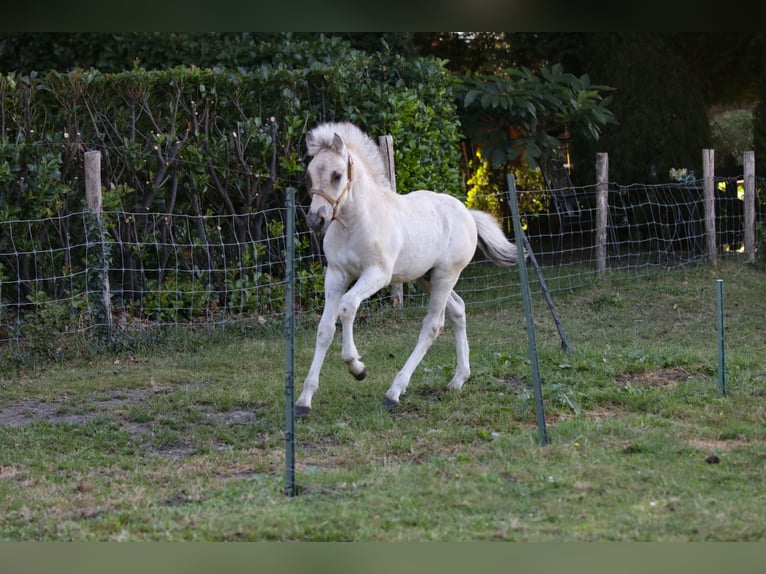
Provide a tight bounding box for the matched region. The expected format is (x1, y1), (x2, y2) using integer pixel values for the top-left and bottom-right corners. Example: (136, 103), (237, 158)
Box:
(0, 178), (762, 357)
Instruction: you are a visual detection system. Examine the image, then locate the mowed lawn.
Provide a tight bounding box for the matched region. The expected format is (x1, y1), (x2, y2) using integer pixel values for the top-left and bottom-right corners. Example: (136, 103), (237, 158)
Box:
(1, 260), (765, 541)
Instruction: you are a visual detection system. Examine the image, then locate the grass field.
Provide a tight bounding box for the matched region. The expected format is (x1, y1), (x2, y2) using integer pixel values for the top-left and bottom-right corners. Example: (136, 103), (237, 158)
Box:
(1, 260), (765, 541)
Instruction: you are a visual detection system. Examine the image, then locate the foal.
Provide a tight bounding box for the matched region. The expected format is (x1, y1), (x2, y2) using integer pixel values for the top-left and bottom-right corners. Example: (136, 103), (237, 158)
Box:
(295, 122), (520, 416)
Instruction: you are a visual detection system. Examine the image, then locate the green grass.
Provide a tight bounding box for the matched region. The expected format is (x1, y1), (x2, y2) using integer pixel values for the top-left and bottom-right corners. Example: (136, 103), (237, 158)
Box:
(1, 260), (765, 541)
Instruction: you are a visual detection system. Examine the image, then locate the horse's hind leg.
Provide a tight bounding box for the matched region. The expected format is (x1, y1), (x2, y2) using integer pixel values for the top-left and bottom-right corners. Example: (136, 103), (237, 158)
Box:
(445, 290), (470, 391)
(384, 277), (453, 409)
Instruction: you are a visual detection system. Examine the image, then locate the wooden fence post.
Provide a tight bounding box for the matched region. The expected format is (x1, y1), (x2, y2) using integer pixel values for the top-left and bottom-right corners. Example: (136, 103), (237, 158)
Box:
(595, 152), (609, 279)
(703, 148), (717, 265)
(84, 150), (113, 338)
(378, 135), (397, 192)
(743, 151), (756, 265)
(378, 135), (403, 309)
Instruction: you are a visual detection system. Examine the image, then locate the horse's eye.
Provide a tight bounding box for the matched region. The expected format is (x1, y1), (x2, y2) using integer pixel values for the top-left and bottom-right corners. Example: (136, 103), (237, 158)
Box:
(331, 171), (341, 184)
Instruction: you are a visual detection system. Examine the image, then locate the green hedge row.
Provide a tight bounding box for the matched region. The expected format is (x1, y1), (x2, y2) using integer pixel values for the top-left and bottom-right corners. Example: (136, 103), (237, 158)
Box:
(0, 36), (463, 344)
(2, 37), (462, 218)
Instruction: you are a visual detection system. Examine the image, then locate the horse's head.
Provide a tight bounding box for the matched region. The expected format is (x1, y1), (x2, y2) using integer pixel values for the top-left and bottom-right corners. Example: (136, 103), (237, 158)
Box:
(305, 131), (354, 233)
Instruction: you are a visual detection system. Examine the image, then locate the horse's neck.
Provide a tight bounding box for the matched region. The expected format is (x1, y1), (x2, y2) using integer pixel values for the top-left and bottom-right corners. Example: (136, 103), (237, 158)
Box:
(347, 172), (388, 222)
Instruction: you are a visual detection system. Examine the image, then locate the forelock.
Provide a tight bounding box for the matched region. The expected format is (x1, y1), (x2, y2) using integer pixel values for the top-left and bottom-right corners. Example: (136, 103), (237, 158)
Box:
(306, 122), (389, 186)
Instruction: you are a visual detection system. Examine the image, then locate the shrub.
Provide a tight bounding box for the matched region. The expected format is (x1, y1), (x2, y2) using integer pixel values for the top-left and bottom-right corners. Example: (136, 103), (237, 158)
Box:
(570, 34), (711, 185)
(0, 36), (462, 345)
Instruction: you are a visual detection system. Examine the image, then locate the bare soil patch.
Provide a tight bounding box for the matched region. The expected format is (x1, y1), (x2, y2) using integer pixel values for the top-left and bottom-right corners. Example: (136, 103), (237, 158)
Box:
(0, 388), (155, 427)
(0, 385), (264, 458)
(615, 366), (694, 388)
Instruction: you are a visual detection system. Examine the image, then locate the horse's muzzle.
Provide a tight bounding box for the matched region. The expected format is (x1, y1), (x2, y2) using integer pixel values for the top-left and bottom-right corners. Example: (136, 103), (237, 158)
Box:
(307, 206), (329, 232)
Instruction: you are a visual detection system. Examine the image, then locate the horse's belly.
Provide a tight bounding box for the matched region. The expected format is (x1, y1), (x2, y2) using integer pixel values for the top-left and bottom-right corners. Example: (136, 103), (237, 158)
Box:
(390, 251), (439, 283)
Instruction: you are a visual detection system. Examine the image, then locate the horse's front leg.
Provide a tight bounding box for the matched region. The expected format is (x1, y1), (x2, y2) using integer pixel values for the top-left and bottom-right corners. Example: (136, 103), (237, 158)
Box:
(338, 267), (391, 381)
(295, 270), (348, 417)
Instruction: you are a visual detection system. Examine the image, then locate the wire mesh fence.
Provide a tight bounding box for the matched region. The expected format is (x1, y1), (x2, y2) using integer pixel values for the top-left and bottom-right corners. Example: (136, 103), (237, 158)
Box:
(1, 173), (762, 362)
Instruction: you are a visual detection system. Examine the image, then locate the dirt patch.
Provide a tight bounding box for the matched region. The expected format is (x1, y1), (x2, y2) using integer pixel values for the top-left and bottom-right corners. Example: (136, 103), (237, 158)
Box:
(497, 375), (527, 389)
(687, 438), (750, 453)
(0, 385), (266, 459)
(615, 366), (694, 388)
(0, 388), (159, 427)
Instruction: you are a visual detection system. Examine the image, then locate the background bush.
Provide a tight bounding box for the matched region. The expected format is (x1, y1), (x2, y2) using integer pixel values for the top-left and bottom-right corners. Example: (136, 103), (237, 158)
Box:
(569, 33), (711, 185)
(0, 35), (462, 334)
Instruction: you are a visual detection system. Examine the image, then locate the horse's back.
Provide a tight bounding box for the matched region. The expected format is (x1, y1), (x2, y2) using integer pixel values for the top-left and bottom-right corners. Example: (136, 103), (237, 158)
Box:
(399, 189), (475, 232)
(388, 190), (477, 280)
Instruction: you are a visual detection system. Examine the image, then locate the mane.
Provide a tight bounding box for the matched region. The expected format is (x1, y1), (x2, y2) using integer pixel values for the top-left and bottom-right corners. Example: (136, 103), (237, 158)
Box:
(306, 122), (390, 187)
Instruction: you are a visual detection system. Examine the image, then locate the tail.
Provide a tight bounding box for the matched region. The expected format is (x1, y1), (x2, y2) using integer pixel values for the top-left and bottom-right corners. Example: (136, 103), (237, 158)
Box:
(470, 209), (522, 267)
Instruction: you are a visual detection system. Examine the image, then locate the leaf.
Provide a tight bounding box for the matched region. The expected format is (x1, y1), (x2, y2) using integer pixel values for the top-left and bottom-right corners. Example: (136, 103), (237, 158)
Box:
(505, 146), (522, 162)
(490, 147), (508, 168)
(463, 89), (481, 108)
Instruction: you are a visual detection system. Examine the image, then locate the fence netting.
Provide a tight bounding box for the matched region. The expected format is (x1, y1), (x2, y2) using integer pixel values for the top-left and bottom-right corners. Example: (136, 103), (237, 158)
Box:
(1, 177), (762, 356)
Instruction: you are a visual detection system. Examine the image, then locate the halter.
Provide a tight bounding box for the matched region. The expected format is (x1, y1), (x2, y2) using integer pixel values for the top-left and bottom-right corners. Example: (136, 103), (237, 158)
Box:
(309, 155), (354, 229)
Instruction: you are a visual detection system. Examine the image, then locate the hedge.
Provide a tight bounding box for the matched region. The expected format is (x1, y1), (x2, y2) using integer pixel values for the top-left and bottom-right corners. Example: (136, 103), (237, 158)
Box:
(0, 36), (462, 340)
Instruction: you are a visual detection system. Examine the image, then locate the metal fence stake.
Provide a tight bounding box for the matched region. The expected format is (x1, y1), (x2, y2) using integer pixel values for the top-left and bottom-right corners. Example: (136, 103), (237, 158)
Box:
(717, 278), (726, 397)
(284, 187), (297, 496)
(507, 174), (548, 446)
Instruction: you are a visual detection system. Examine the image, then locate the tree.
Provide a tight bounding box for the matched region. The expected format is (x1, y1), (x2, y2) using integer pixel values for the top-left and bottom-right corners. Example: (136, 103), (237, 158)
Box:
(569, 33), (711, 184)
(458, 64), (616, 170)
(670, 33), (762, 107)
(752, 38), (766, 177)
(416, 33), (752, 184)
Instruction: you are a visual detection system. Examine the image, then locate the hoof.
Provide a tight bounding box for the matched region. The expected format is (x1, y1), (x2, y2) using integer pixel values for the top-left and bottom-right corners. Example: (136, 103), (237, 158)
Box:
(383, 397), (399, 411)
(294, 405), (311, 418)
(353, 368), (368, 381)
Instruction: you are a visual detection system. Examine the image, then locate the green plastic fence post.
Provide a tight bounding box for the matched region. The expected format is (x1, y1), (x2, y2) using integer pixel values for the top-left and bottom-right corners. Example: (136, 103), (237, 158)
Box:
(717, 279), (726, 397)
(506, 174), (548, 446)
(284, 187), (297, 496)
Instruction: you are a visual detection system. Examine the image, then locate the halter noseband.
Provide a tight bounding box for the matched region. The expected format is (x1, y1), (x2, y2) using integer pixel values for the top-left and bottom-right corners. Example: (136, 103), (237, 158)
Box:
(309, 155), (354, 229)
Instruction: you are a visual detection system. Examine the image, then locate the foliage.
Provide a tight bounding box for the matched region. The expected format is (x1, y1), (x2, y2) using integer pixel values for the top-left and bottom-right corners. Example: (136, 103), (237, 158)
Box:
(668, 167), (696, 184)
(669, 32), (763, 106)
(0, 36), (462, 342)
(412, 33), (520, 75)
(709, 108), (754, 169)
(465, 148), (547, 226)
(458, 63), (617, 170)
(753, 55), (766, 178)
(459, 63), (606, 232)
(0, 33), (421, 76)
(570, 34), (711, 185)
(0, 33), (282, 74)
(418, 33), (728, 187)
(465, 149), (502, 218)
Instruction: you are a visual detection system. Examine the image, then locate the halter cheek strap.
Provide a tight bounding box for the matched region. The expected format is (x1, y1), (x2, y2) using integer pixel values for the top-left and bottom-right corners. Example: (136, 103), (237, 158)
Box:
(309, 155), (354, 229)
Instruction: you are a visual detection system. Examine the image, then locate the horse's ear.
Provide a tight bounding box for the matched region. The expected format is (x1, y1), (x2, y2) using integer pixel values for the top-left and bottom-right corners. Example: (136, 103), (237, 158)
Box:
(331, 133), (346, 155)
(305, 131), (317, 156)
